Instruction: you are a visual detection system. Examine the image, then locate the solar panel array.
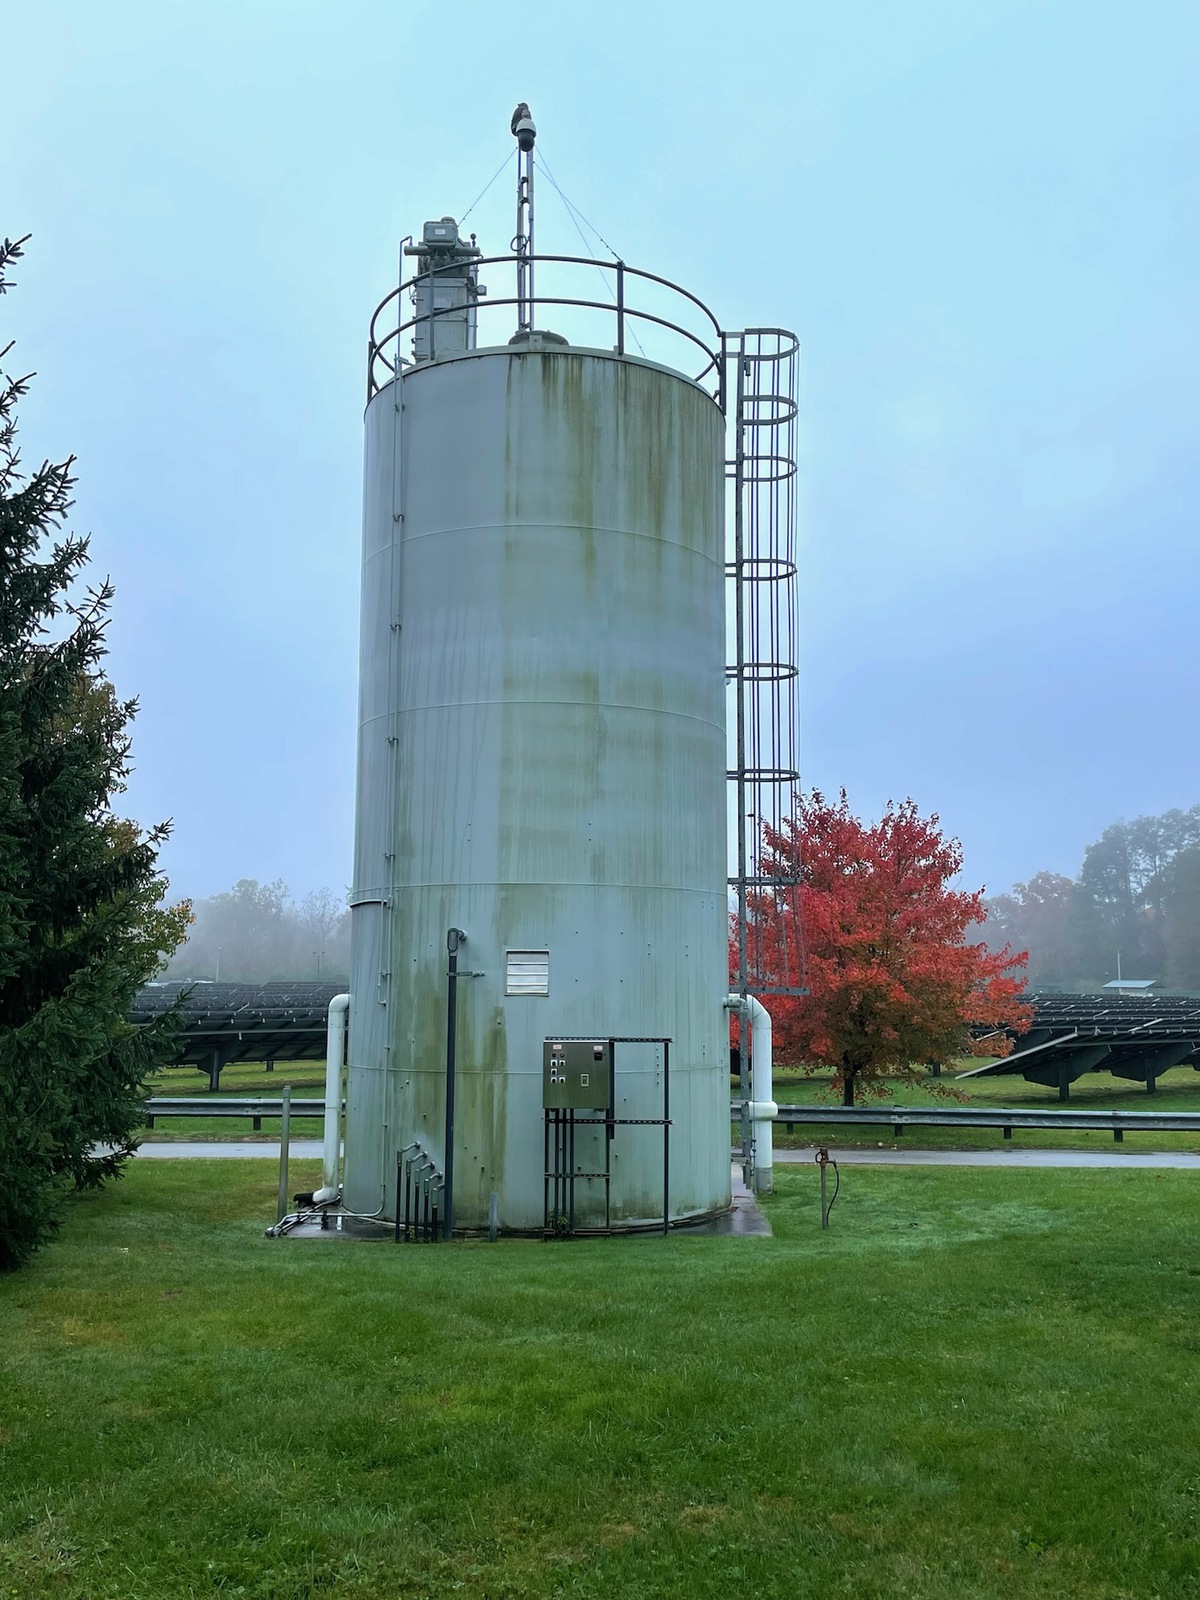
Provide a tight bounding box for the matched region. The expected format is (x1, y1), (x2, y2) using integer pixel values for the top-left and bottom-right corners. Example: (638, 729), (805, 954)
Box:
(967, 990), (1200, 1092)
(132, 981), (344, 1066)
(132, 983), (1200, 1094)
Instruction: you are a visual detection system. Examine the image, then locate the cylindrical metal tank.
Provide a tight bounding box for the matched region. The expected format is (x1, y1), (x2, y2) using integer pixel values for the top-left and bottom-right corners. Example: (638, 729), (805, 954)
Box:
(344, 341), (729, 1231)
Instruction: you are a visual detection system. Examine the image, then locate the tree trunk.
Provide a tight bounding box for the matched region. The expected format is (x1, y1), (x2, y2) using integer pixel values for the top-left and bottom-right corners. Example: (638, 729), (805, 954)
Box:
(842, 1074), (855, 1107)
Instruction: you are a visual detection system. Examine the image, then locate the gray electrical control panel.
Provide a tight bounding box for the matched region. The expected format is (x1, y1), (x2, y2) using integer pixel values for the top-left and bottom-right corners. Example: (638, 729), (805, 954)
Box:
(542, 1039), (611, 1110)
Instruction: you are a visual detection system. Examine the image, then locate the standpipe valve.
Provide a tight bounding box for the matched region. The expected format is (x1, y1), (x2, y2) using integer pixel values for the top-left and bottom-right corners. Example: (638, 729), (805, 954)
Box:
(815, 1146), (840, 1230)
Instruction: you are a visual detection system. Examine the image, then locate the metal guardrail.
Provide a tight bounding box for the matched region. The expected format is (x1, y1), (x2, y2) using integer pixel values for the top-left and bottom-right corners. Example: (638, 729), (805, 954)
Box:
(145, 1097), (326, 1131)
(734, 1102), (1200, 1143)
(142, 1095), (1200, 1147)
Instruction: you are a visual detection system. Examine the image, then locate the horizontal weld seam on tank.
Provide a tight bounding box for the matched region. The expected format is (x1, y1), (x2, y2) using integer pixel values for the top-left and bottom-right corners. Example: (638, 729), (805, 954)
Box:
(385, 880), (724, 894)
(398, 526), (725, 567)
(395, 701), (724, 729)
(397, 520), (717, 537)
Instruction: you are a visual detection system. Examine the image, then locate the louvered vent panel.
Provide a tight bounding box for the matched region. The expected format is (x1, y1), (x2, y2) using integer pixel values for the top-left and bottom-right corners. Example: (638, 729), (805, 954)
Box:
(505, 950), (550, 996)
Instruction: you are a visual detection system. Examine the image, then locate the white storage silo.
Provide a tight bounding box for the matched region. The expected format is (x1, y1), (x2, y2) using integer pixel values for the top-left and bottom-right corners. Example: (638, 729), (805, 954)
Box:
(341, 121), (739, 1234)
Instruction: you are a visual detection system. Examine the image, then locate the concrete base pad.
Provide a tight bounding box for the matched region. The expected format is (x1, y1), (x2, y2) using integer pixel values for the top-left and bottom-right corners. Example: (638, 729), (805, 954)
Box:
(270, 1165), (771, 1242)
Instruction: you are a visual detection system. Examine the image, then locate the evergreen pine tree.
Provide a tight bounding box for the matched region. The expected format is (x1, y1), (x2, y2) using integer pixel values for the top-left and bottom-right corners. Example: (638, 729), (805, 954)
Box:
(0, 235), (189, 1269)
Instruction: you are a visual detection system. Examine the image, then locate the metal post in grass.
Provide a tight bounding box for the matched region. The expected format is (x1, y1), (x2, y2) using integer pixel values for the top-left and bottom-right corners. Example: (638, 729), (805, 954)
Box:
(276, 1083), (292, 1223)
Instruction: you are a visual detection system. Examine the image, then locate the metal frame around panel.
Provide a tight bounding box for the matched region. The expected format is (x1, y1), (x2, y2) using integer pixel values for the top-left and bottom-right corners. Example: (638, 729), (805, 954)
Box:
(542, 1036), (672, 1238)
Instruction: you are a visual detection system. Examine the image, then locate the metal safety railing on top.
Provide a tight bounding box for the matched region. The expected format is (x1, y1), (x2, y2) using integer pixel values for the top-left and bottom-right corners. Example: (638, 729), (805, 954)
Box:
(366, 251), (726, 405)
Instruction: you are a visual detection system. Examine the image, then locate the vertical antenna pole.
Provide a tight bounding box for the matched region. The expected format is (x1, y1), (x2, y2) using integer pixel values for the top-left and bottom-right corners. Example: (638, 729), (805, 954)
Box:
(515, 151), (527, 330)
(511, 103), (537, 333)
(527, 141), (535, 323)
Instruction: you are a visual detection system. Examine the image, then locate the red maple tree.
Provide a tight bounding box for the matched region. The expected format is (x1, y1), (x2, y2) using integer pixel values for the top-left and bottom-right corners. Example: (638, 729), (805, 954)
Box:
(738, 790), (1032, 1104)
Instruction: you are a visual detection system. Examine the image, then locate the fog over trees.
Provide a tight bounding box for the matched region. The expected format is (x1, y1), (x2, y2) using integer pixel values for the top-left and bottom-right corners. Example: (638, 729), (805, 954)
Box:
(165, 804), (1200, 994)
(164, 879), (349, 984)
(983, 805), (1200, 991)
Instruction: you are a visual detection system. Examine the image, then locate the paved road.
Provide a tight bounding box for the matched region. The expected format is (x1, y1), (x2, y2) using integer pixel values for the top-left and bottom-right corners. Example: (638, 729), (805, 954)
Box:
(126, 1140), (1200, 1170)
(130, 1140), (324, 1159)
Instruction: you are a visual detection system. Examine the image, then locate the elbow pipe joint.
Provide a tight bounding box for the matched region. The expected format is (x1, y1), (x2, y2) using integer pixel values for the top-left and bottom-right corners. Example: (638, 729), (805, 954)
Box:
(725, 992), (775, 1195)
(314, 993), (350, 1205)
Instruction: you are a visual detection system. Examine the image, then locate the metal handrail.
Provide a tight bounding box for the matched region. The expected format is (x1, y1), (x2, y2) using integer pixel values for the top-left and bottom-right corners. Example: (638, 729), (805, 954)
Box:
(366, 251), (724, 403)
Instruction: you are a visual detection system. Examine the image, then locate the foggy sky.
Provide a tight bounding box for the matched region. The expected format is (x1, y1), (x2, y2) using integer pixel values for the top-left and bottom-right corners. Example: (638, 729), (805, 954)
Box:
(6, 0), (1199, 903)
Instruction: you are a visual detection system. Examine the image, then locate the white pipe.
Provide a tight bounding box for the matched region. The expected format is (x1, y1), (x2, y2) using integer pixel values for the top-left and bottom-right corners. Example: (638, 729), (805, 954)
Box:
(726, 993), (776, 1195)
(314, 993), (350, 1204)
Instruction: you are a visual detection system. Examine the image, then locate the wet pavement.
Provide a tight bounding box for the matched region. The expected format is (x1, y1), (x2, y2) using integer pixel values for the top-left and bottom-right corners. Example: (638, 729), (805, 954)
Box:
(666, 1164), (771, 1237)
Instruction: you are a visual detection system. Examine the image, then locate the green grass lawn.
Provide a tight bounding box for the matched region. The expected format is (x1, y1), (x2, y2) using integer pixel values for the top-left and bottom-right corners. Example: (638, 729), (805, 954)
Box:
(2, 1160), (1198, 1598)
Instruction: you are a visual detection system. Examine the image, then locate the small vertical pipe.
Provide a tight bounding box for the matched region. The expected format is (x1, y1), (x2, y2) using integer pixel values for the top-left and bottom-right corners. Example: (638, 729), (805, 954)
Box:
(556, 1110), (563, 1224)
(427, 260), (436, 361)
(820, 1158), (828, 1229)
(662, 1039), (670, 1237)
(443, 928), (465, 1240)
(527, 145), (535, 327)
(605, 1044), (613, 1233)
(607, 1039), (616, 1145)
(276, 1083), (292, 1223)
(558, 1112), (566, 1224)
(616, 261), (625, 355)
(394, 1154), (402, 1243)
(569, 1111), (575, 1235)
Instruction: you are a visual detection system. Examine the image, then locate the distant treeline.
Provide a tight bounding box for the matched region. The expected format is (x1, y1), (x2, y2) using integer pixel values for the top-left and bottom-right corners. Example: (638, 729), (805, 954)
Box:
(982, 804), (1200, 991)
(164, 879), (350, 984)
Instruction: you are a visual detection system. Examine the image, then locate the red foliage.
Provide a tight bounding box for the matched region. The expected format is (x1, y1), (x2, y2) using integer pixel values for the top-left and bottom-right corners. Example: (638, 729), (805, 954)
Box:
(735, 790), (1032, 1102)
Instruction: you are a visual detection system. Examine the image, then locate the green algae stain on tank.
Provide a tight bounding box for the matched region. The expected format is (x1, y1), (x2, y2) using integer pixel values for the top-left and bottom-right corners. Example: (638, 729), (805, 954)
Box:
(443, 986), (510, 1227)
